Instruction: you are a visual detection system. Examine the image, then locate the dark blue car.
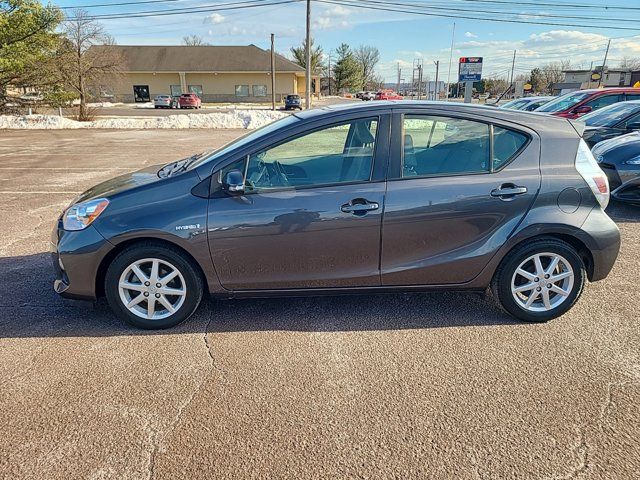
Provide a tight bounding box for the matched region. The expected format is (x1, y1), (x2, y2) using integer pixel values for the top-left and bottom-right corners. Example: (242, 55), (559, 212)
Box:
(285, 94), (302, 110)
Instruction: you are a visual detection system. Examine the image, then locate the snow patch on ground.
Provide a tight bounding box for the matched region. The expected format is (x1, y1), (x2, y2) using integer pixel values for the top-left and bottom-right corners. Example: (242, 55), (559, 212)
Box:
(0, 110), (289, 130)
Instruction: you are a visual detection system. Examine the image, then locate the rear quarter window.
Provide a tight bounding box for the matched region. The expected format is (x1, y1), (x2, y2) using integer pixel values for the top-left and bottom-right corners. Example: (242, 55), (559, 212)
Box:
(493, 126), (529, 170)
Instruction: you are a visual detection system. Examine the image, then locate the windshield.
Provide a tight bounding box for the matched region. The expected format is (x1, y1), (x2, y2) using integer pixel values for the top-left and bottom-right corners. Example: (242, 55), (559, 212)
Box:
(186, 115), (300, 170)
(501, 99), (528, 110)
(535, 91), (591, 112)
(580, 102), (640, 126)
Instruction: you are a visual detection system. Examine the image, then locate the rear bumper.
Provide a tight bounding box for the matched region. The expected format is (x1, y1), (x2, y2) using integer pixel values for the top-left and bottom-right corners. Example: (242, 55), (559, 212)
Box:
(50, 221), (114, 300)
(575, 207), (621, 281)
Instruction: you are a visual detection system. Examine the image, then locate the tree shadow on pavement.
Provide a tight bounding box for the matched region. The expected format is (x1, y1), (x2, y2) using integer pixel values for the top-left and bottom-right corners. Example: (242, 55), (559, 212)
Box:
(0, 252), (519, 339)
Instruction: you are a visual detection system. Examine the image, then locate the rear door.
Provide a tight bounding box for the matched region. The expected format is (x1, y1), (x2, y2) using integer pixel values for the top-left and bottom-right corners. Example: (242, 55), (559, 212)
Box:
(207, 113), (391, 290)
(381, 109), (541, 286)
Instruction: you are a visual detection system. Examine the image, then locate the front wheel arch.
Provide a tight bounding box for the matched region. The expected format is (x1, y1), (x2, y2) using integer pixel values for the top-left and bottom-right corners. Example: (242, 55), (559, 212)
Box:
(95, 237), (208, 298)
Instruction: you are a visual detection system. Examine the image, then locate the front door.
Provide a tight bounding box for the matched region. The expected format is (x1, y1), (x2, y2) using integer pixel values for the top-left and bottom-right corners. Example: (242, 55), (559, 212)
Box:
(208, 115), (389, 290)
(382, 111), (541, 285)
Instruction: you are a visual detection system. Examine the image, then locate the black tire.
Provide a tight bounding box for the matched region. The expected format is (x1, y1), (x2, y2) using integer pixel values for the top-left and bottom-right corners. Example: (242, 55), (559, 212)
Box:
(491, 238), (586, 323)
(105, 242), (204, 329)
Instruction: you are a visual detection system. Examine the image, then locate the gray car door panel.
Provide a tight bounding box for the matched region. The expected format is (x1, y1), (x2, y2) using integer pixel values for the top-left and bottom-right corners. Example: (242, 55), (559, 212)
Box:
(207, 113), (391, 290)
(381, 110), (542, 286)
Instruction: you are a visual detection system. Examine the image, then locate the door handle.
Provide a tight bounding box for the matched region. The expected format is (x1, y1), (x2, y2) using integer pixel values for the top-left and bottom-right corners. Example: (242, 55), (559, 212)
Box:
(341, 199), (380, 214)
(491, 185), (528, 199)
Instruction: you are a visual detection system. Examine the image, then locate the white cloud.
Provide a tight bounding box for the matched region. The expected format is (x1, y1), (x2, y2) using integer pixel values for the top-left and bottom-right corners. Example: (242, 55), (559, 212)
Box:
(313, 5), (352, 30)
(204, 13), (225, 24)
(464, 31), (477, 38)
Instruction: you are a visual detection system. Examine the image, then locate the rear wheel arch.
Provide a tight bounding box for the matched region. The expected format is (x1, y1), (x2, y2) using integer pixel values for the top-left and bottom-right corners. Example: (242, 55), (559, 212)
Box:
(496, 232), (594, 282)
(95, 237), (208, 298)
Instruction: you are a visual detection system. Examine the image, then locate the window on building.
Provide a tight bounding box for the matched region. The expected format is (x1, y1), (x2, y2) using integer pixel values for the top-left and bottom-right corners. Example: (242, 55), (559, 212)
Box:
(235, 85), (249, 97)
(252, 85), (267, 97)
(188, 85), (203, 98)
(170, 85), (182, 97)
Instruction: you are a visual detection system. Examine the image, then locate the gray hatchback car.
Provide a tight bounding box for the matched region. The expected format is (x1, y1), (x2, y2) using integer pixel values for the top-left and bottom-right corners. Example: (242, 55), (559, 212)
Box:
(51, 102), (620, 329)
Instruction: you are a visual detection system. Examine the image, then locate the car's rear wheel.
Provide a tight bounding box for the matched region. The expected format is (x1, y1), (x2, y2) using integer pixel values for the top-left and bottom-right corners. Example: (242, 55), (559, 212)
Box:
(105, 243), (204, 329)
(491, 238), (586, 322)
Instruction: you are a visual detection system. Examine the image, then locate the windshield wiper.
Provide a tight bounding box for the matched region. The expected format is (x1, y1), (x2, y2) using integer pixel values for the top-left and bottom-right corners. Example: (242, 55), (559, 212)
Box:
(158, 151), (209, 178)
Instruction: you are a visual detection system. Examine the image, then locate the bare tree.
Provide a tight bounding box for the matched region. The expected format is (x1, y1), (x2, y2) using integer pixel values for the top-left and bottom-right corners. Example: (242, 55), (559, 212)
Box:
(541, 60), (571, 93)
(182, 34), (209, 46)
(618, 56), (640, 71)
(354, 45), (380, 90)
(56, 9), (122, 121)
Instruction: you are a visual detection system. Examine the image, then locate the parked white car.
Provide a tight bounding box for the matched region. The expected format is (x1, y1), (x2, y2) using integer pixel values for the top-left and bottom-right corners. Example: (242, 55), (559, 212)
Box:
(153, 95), (172, 109)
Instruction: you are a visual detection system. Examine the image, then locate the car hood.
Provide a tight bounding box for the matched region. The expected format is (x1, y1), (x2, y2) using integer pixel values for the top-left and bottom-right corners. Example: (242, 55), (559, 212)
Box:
(592, 131), (640, 157)
(76, 164), (165, 203)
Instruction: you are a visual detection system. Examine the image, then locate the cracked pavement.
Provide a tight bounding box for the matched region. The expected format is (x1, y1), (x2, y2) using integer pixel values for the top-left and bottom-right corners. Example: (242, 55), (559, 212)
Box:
(0, 129), (638, 479)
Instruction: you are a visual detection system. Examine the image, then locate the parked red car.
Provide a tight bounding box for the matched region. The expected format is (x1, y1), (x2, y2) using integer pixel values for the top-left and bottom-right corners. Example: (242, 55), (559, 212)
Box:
(375, 89), (403, 100)
(178, 93), (202, 109)
(535, 87), (640, 119)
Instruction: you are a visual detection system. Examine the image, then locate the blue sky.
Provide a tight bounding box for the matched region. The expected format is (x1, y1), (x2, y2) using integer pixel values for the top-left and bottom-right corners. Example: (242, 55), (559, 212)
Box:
(54, 0), (640, 82)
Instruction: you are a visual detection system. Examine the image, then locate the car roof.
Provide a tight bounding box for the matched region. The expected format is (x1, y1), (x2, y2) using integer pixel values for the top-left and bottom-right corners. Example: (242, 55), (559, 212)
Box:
(293, 100), (573, 126)
(569, 87), (640, 94)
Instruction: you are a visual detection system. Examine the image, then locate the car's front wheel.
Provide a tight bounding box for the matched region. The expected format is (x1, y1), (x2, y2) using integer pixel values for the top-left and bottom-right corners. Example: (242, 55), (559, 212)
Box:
(105, 243), (204, 329)
(492, 238), (586, 322)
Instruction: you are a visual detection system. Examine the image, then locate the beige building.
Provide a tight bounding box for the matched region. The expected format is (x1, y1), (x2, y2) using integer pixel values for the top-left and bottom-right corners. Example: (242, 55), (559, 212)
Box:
(91, 45), (319, 103)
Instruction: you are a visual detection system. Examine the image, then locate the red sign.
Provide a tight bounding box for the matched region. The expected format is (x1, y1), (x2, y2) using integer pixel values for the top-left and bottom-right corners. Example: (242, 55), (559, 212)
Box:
(459, 57), (483, 63)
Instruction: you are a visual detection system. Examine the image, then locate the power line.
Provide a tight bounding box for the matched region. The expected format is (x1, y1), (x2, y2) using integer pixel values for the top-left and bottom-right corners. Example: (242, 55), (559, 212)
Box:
(66, 0), (300, 20)
(58, 0), (179, 9)
(317, 0), (640, 31)
(362, 0), (640, 23)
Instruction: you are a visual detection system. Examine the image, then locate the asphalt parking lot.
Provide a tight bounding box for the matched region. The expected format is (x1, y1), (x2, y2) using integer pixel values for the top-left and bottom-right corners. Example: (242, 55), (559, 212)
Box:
(0, 129), (638, 479)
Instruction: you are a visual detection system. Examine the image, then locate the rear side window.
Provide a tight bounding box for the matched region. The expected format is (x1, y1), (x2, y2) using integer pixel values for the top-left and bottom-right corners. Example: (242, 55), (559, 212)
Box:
(493, 126), (528, 170)
(402, 115), (490, 177)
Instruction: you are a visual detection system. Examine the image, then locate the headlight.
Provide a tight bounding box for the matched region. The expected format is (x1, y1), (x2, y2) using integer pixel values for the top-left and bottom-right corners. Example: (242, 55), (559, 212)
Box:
(63, 198), (109, 231)
(624, 156), (640, 165)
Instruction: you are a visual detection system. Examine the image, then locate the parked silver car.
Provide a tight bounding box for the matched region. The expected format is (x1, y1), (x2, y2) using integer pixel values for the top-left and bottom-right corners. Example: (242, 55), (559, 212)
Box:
(153, 95), (172, 109)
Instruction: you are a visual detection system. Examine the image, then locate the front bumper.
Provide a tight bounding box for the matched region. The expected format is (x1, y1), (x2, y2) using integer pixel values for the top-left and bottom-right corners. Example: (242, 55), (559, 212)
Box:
(50, 220), (114, 300)
(599, 162), (640, 204)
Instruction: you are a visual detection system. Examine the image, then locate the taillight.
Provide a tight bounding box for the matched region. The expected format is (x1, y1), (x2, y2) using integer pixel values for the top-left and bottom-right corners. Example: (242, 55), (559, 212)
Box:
(575, 139), (609, 209)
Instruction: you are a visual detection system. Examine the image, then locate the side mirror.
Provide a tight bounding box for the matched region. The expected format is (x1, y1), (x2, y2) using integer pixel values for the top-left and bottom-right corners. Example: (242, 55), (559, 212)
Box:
(626, 122), (640, 131)
(573, 105), (592, 115)
(222, 169), (245, 195)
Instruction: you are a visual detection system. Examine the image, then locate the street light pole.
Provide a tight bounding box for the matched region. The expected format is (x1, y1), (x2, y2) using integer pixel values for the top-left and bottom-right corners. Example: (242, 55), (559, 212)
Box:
(446, 22), (456, 101)
(305, 0), (312, 109)
(270, 33), (276, 111)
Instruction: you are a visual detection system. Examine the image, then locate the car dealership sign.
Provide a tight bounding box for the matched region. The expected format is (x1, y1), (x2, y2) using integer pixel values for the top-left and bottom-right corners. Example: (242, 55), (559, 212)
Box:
(458, 57), (483, 82)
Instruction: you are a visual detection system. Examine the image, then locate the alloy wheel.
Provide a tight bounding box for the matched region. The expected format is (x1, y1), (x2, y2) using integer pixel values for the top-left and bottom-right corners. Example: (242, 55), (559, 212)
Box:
(118, 258), (187, 320)
(510, 252), (575, 312)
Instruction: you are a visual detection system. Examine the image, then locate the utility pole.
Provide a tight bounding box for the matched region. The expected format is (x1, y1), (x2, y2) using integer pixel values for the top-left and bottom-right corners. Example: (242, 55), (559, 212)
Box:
(397, 62), (401, 92)
(509, 49), (516, 98)
(417, 63), (423, 100)
(305, 0), (311, 109)
(434, 60), (440, 100)
(327, 49), (332, 96)
(446, 22), (456, 100)
(270, 33), (276, 111)
(598, 39), (611, 88)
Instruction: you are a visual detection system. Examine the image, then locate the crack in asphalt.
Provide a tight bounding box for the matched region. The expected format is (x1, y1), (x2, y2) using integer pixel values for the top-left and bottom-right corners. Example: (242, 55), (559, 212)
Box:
(147, 315), (221, 480)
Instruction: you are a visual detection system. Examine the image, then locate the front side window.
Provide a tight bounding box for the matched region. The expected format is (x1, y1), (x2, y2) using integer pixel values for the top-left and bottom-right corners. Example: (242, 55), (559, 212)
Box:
(585, 94), (623, 111)
(222, 118), (378, 191)
(402, 115), (490, 177)
(235, 85), (249, 97)
(252, 85), (267, 97)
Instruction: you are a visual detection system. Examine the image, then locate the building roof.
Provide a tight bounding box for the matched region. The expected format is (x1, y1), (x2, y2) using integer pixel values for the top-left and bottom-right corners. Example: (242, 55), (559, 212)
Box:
(90, 45), (305, 73)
